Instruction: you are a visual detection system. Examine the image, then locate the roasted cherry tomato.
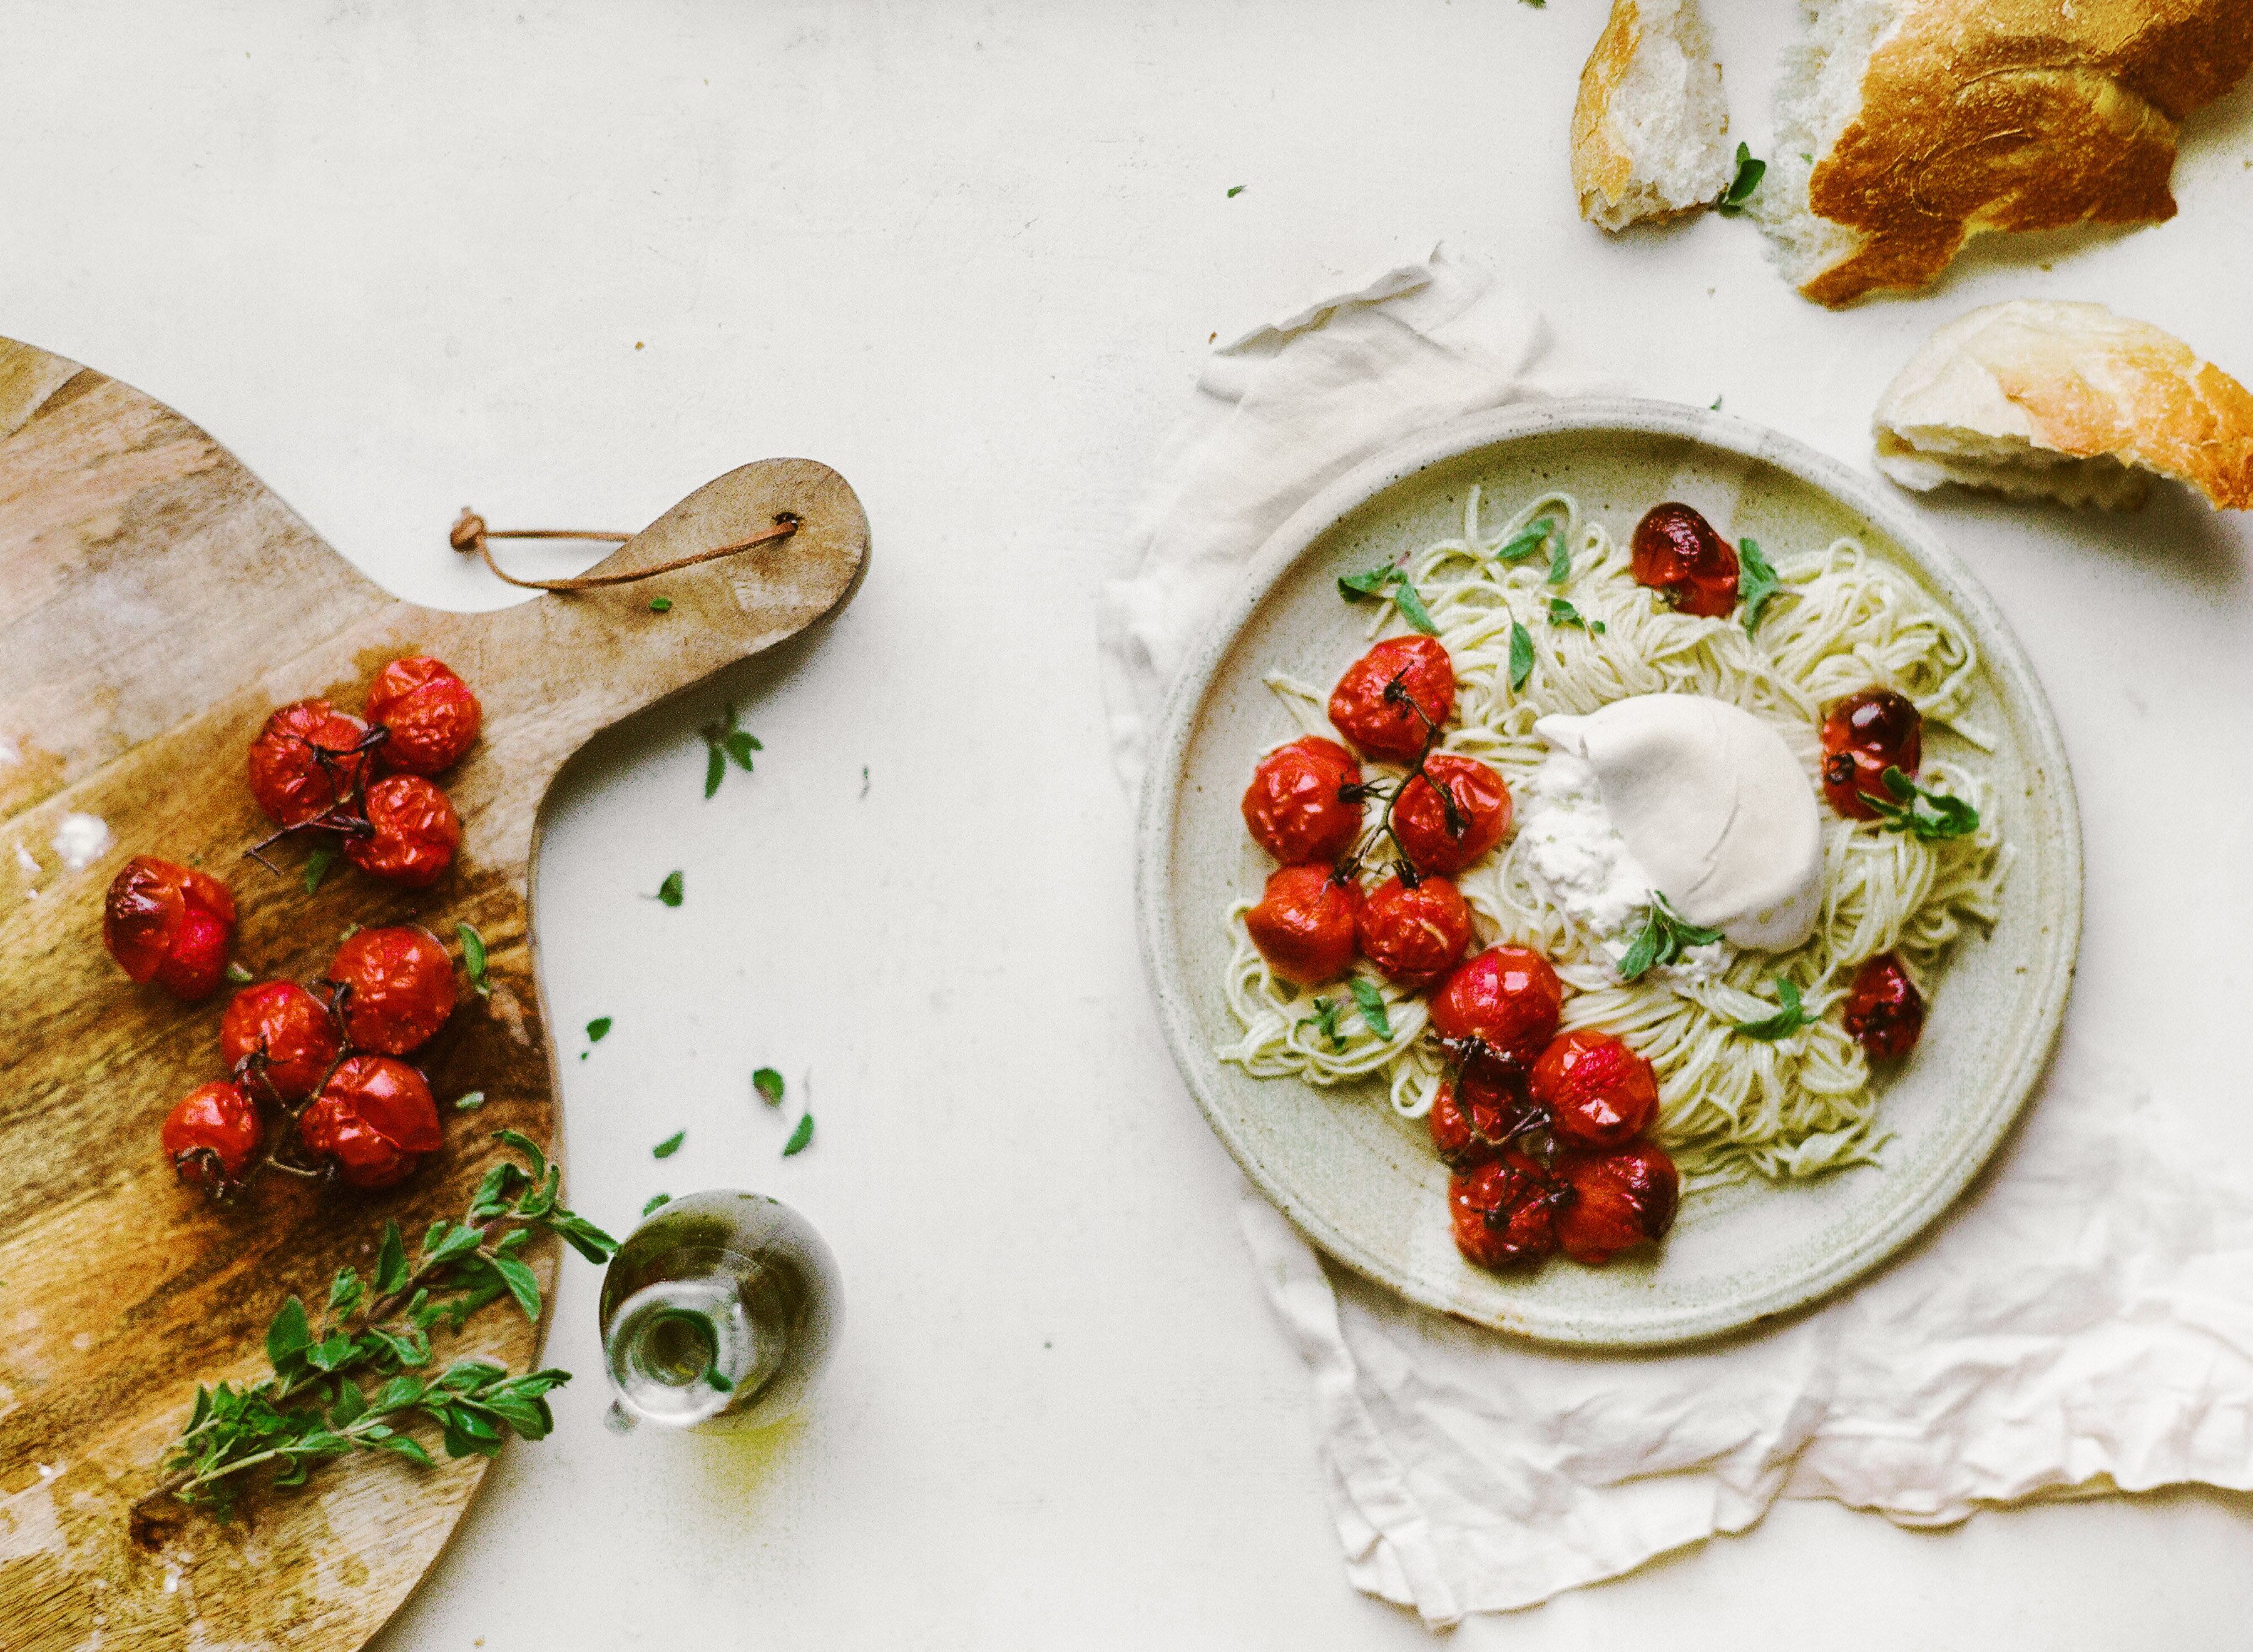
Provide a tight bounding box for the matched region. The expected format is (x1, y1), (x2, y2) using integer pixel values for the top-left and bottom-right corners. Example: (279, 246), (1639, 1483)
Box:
(368, 656), (483, 777)
(1530, 1029), (1660, 1150)
(248, 699), (371, 827)
(162, 1080), (261, 1189)
(102, 855), (238, 1000)
(1555, 1145), (1680, 1265)
(1356, 874), (1474, 989)
(1842, 952), (1924, 1059)
(221, 981), (343, 1104)
(1448, 1151), (1562, 1270)
(1428, 945), (1564, 1070)
(327, 925), (459, 1055)
(1428, 1068), (1533, 1169)
(1392, 753), (1511, 875)
(1820, 687), (1923, 821)
(1327, 636), (1456, 764)
(1630, 502), (1740, 619)
(343, 774), (462, 889)
(1241, 736), (1364, 864)
(1244, 865), (1362, 987)
(299, 1056), (443, 1189)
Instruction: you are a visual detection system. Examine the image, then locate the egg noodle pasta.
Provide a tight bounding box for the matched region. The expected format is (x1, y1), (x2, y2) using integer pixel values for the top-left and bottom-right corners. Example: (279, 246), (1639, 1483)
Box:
(1215, 488), (2010, 1187)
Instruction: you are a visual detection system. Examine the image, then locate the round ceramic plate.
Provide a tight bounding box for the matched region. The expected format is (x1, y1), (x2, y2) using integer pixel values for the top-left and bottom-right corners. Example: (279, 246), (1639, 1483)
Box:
(1135, 400), (2082, 1348)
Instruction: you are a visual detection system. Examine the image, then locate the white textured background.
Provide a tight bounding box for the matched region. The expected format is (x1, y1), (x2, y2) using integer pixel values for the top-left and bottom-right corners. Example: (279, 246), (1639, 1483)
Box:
(5, 3), (2252, 1646)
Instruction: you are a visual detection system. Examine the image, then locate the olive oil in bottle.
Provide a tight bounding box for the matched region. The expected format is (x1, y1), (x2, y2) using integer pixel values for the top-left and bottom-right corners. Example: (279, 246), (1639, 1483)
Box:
(598, 1190), (841, 1431)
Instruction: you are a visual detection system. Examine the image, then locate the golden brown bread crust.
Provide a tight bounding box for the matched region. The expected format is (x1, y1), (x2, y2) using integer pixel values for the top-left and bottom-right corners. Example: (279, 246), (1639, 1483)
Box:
(1801, 0), (2253, 307)
(1572, 0), (1643, 217)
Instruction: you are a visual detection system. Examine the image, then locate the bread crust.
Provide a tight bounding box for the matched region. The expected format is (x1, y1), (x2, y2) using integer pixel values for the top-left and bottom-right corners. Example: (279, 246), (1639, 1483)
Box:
(1572, 0), (1645, 219)
(1874, 300), (2253, 509)
(1799, 0), (2253, 306)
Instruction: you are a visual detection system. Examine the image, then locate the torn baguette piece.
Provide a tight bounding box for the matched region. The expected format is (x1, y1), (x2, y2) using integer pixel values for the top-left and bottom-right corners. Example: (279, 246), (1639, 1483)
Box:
(1571, 0), (1732, 232)
(1759, 0), (2253, 306)
(1873, 300), (2253, 511)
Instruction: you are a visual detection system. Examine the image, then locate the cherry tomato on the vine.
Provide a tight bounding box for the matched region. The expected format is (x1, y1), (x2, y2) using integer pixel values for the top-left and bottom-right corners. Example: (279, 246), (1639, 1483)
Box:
(248, 699), (370, 827)
(1244, 865), (1362, 987)
(1630, 502), (1740, 619)
(1428, 946), (1564, 1071)
(1328, 636), (1456, 764)
(1241, 736), (1364, 865)
(1555, 1145), (1680, 1265)
(1356, 874), (1473, 989)
(299, 1056), (443, 1189)
(367, 656), (483, 777)
(1448, 1151), (1562, 1270)
(1392, 752), (1511, 874)
(1428, 1068), (1532, 1170)
(343, 774), (461, 889)
(326, 925), (459, 1055)
(1530, 1029), (1660, 1150)
(221, 981), (343, 1104)
(102, 855), (237, 1000)
(162, 1080), (261, 1189)
(1842, 952), (1925, 1059)
(1820, 687), (1923, 821)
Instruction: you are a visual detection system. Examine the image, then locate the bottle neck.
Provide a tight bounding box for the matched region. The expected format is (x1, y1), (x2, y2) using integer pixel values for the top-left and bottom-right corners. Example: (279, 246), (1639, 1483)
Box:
(605, 1278), (756, 1429)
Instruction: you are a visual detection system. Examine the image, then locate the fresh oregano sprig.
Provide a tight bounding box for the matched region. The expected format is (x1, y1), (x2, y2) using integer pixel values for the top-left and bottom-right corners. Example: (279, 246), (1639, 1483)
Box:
(1617, 893), (1724, 982)
(1860, 766), (1980, 841)
(699, 703), (763, 798)
(1734, 977), (1816, 1041)
(1715, 143), (1765, 216)
(132, 1131), (616, 1534)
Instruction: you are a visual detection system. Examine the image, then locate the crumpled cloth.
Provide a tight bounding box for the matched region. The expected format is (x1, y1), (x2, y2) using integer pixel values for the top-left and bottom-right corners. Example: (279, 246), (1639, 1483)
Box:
(1098, 245), (2253, 1628)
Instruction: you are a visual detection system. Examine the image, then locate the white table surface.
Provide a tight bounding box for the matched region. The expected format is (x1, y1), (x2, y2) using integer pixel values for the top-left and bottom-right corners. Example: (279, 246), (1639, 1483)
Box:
(9, 3), (2253, 1646)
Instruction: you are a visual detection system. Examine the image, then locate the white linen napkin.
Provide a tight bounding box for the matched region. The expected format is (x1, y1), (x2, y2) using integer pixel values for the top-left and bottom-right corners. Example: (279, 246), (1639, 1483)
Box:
(1098, 246), (2253, 1628)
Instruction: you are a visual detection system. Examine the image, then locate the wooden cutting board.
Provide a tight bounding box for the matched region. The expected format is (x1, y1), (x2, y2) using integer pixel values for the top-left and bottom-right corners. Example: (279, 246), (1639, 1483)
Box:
(0, 337), (868, 1651)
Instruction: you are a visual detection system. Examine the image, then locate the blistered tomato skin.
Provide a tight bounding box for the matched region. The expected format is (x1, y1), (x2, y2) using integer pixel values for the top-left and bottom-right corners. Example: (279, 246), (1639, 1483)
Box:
(1392, 753), (1511, 875)
(222, 981), (344, 1104)
(1428, 946), (1565, 1070)
(103, 857), (237, 998)
(1328, 636), (1456, 764)
(343, 774), (462, 889)
(1630, 502), (1740, 619)
(248, 700), (371, 827)
(300, 1056), (443, 1189)
(327, 926), (460, 1056)
(1241, 737), (1364, 864)
(1356, 875), (1474, 989)
(1556, 1145), (1681, 1265)
(1821, 688), (1924, 821)
(162, 1081), (262, 1188)
(1449, 1151), (1562, 1270)
(1244, 865), (1362, 987)
(368, 656), (483, 777)
(1531, 1029), (1660, 1150)
(1842, 952), (1925, 1059)
(1428, 1069), (1532, 1169)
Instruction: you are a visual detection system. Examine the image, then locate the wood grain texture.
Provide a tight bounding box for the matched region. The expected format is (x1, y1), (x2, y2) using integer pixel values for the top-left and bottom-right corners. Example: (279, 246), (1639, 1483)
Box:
(0, 336), (868, 1651)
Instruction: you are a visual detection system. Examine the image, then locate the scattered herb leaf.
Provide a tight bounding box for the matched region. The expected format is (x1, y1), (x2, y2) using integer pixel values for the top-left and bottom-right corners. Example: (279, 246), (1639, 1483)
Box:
(652, 1131), (685, 1160)
(1496, 517), (1554, 563)
(454, 1091), (488, 1113)
(1546, 529), (1572, 586)
(753, 1068), (785, 1106)
(1547, 596), (1604, 633)
(703, 745), (726, 799)
(698, 705), (760, 797)
(1737, 537), (1783, 635)
(1347, 977), (1394, 1039)
(1715, 143), (1767, 216)
(456, 921), (491, 999)
(1734, 979), (1816, 1041)
(1298, 996), (1346, 1052)
(1337, 563), (1439, 636)
(1508, 620), (1535, 690)
(1861, 767), (1980, 840)
(226, 961), (253, 985)
(1710, 395), (1724, 411)
(655, 870), (684, 907)
(782, 1113), (815, 1157)
(303, 845), (338, 895)
(648, 596), (673, 613)
(1226, 184), (1245, 198)
(586, 1017), (612, 1043)
(1617, 894), (1725, 982)
(642, 1192), (672, 1216)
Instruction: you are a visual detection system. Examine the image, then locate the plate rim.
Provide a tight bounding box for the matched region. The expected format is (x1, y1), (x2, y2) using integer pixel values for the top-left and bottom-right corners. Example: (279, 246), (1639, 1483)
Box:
(1133, 395), (2084, 1348)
